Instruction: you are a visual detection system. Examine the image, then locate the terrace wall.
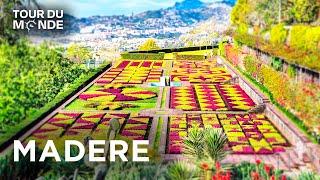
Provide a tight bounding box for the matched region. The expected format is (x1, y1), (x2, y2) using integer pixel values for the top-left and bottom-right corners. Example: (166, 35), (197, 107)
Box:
(219, 56), (320, 171)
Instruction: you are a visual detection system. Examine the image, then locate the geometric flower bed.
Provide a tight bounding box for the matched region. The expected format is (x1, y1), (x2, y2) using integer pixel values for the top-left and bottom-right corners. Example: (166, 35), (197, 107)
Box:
(170, 60), (231, 83)
(167, 114), (289, 154)
(170, 84), (255, 111)
(96, 60), (164, 85)
(194, 84), (228, 111)
(66, 85), (158, 111)
(170, 86), (199, 111)
(27, 112), (152, 150)
(216, 84), (256, 111)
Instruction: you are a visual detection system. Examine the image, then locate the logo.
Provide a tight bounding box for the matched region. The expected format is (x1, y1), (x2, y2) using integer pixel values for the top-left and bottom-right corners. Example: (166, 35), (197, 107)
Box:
(13, 9), (64, 31)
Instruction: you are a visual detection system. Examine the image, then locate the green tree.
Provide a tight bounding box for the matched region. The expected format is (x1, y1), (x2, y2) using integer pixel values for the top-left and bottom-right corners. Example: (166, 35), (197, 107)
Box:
(138, 39), (160, 51)
(66, 43), (92, 63)
(291, 0), (319, 23)
(231, 0), (252, 26)
(255, 0), (280, 28)
(0, 0), (23, 44)
(0, 40), (86, 129)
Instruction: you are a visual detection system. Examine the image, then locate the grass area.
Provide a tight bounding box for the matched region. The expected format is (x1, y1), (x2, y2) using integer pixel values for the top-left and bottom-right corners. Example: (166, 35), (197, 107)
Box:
(153, 116), (163, 151)
(164, 53), (174, 59)
(0, 63), (111, 148)
(65, 98), (158, 112)
(177, 49), (212, 55)
(160, 87), (167, 109)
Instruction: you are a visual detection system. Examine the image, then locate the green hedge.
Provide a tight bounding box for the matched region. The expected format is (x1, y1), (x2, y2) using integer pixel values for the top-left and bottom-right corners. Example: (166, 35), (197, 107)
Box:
(121, 53), (164, 60)
(175, 54), (205, 60)
(270, 23), (288, 45)
(290, 25), (320, 52)
(0, 63), (110, 149)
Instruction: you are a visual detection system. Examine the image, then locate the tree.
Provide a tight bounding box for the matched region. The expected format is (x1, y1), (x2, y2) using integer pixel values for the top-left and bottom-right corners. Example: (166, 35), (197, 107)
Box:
(138, 39), (160, 51)
(0, 0), (41, 44)
(291, 0), (319, 23)
(66, 43), (92, 63)
(231, 0), (252, 26)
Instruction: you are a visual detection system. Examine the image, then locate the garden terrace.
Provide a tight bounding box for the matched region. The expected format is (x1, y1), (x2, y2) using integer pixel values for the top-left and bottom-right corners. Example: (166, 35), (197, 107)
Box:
(27, 112), (153, 151)
(3, 52), (319, 172)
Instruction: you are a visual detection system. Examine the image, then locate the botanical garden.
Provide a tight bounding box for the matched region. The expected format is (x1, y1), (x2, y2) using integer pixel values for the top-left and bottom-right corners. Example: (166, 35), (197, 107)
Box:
(0, 0), (319, 179)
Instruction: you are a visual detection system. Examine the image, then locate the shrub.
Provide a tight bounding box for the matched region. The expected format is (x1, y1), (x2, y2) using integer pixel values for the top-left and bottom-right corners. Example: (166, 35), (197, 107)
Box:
(260, 65), (289, 103)
(289, 25), (320, 52)
(167, 161), (199, 180)
(271, 57), (283, 71)
(304, 26), (320, 52)
(243, 55), (258, 76)
(231, 160), (286, 180)
(270, 24), (288, 45)
(237, 23), (249, 35)
(287, 65), (296, 78)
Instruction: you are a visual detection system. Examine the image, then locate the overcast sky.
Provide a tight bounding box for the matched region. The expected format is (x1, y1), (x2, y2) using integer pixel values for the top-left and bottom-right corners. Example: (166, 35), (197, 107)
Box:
(38, 0), (218, 17)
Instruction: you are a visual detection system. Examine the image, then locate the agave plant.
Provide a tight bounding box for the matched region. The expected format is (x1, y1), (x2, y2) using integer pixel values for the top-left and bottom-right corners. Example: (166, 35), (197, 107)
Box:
(297, 171), (320, 180)
(183, 128), (229, 163)
(167, 161), (199, 180)
(183, 127), (205, 161)
(105, 161), (168, 180)
(203, 128), (229, 164)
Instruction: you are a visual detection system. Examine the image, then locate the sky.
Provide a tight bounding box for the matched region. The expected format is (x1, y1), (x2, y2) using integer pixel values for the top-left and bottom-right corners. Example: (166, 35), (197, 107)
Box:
(38, 0), (217, 18)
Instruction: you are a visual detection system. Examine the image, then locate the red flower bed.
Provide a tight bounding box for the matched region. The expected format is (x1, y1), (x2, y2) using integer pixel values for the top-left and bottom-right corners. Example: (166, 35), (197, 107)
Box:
(116, 60), (130, 69)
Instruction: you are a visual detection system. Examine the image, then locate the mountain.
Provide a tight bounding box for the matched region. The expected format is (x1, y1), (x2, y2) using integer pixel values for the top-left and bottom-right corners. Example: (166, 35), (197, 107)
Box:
(173, 0), (205, 10)
(67, 0), (235, 37)
(221, 0), (236, 6)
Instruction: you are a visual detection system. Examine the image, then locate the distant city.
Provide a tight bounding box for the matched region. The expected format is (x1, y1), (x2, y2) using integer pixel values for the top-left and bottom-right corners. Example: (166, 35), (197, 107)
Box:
(30, 0), (234, 61)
